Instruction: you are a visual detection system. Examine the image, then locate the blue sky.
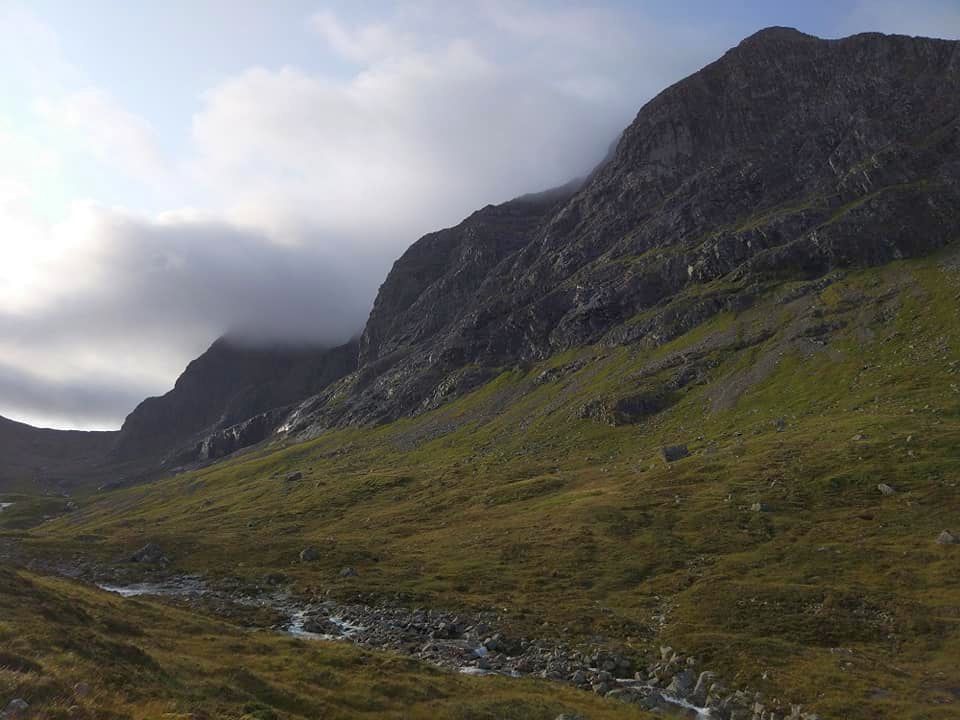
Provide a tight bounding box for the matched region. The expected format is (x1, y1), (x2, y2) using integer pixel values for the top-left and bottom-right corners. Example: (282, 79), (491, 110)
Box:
(1, 0), (958, 429)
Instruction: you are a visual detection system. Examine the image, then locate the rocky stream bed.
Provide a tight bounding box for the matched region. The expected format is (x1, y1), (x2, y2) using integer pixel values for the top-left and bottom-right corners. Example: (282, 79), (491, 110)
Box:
(88, 571), (820, 720)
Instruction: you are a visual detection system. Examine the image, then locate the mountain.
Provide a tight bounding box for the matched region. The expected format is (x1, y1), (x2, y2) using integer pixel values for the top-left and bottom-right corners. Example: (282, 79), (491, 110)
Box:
(0, 338), (358, 493)
(283, 28), (959, 434)
(9, 28), (960, 720)
(0, 415), (119, 493)
(6, 28), (959, 481)
(113, 336), (359, 465)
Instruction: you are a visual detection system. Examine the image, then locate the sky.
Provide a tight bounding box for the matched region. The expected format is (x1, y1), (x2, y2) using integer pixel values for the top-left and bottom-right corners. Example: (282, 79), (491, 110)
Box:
(1, 1), (958, 430)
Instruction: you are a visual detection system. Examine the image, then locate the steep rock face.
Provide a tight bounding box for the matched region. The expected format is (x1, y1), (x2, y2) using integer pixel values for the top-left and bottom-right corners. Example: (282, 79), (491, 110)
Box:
(115, 337), (358, 463)
(360, 180), (582, 367)
(292, 28), (960, 430)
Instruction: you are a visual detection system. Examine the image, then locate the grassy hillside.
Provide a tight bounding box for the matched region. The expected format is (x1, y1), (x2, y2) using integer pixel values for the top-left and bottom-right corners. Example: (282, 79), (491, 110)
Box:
(18, 247), (960, 719)
(0, 566), (647, 719)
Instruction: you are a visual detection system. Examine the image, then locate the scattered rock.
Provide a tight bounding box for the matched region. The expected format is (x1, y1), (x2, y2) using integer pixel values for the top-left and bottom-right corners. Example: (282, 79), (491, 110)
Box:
(936, 530), (958, 545)
(130, 543), (166, 564)
(877, 483), (896, 496)
(661, 445), (690, 462)
(299, 547), (320, 562)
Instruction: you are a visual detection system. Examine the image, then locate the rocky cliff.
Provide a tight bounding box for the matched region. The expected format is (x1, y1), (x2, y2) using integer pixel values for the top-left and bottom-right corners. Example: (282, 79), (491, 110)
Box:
(287, 27), (960, 432)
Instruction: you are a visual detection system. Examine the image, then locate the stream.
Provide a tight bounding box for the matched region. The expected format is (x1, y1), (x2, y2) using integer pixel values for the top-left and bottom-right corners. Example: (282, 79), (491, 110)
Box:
(97, 577), (711, 718)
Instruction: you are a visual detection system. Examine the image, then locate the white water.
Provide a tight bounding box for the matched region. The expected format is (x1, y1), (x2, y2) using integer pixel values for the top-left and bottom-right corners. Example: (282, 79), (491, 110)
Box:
(286, 608), (365, 640)
(98, 578), (206, 599)
(613, 679), (712, 718)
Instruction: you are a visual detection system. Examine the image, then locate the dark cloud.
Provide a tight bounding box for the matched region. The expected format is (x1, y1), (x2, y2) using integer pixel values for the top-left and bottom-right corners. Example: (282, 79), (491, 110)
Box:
(0, 360), (151, 429)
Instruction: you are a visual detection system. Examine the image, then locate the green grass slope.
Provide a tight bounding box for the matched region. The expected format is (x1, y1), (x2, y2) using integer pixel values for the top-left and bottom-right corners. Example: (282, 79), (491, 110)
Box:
(20, 246), (960, 719)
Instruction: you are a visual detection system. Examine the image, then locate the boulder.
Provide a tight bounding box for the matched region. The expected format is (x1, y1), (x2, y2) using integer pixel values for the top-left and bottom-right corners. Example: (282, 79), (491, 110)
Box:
(130, 543), (165, 564)
(299, 547), (320, 562)
(3, 699), (29, 719)
(877, 483), (896, 496)
(751, 502), (771, 513)
(339, 566), (358, 577)
(285, 471), (303, 482)
(662, 445), (690, 462)
(666, 668), (697, 697)
(936, 530), (958, 545)
(692, 670), (717, 705)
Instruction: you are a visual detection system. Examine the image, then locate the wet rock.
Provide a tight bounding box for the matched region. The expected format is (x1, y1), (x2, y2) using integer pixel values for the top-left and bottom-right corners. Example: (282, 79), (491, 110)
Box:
(607, 686), (666, 710)
(936, 529), (958, 545)
(130, 543), (166, 564)
(303, 617), (344, 636)
(667, 668), (697, 697)
(299, 547), (320, 562)
(662, 445), (690, 462)
(692, 671), (717, 705)
(877, 483), (896, 496)
(570, 669), (588, 685)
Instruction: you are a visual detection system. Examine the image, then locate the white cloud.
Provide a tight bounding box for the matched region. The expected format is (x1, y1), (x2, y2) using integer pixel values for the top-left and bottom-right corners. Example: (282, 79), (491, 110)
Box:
(36, 89), (170, 188)
(309, 10), (416, 63)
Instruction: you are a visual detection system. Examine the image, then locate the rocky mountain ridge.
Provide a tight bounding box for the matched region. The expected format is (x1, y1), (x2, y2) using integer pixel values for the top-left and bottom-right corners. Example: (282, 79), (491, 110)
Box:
(285, 27), (960, 433)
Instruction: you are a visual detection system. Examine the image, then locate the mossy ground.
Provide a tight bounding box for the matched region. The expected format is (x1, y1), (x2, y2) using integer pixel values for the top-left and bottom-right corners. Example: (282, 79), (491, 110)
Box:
(9, 249), (960, 719)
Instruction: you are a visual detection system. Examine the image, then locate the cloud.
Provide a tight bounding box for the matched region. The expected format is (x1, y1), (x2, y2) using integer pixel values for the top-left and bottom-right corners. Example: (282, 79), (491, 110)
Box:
(309, 10), (415, 63)
(0, 2), (730, 429)
(0, 203), (380, 429)
(0, 359), (150, 430)
(36, 89), (169, 188)
(844, 0), (960, 38)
